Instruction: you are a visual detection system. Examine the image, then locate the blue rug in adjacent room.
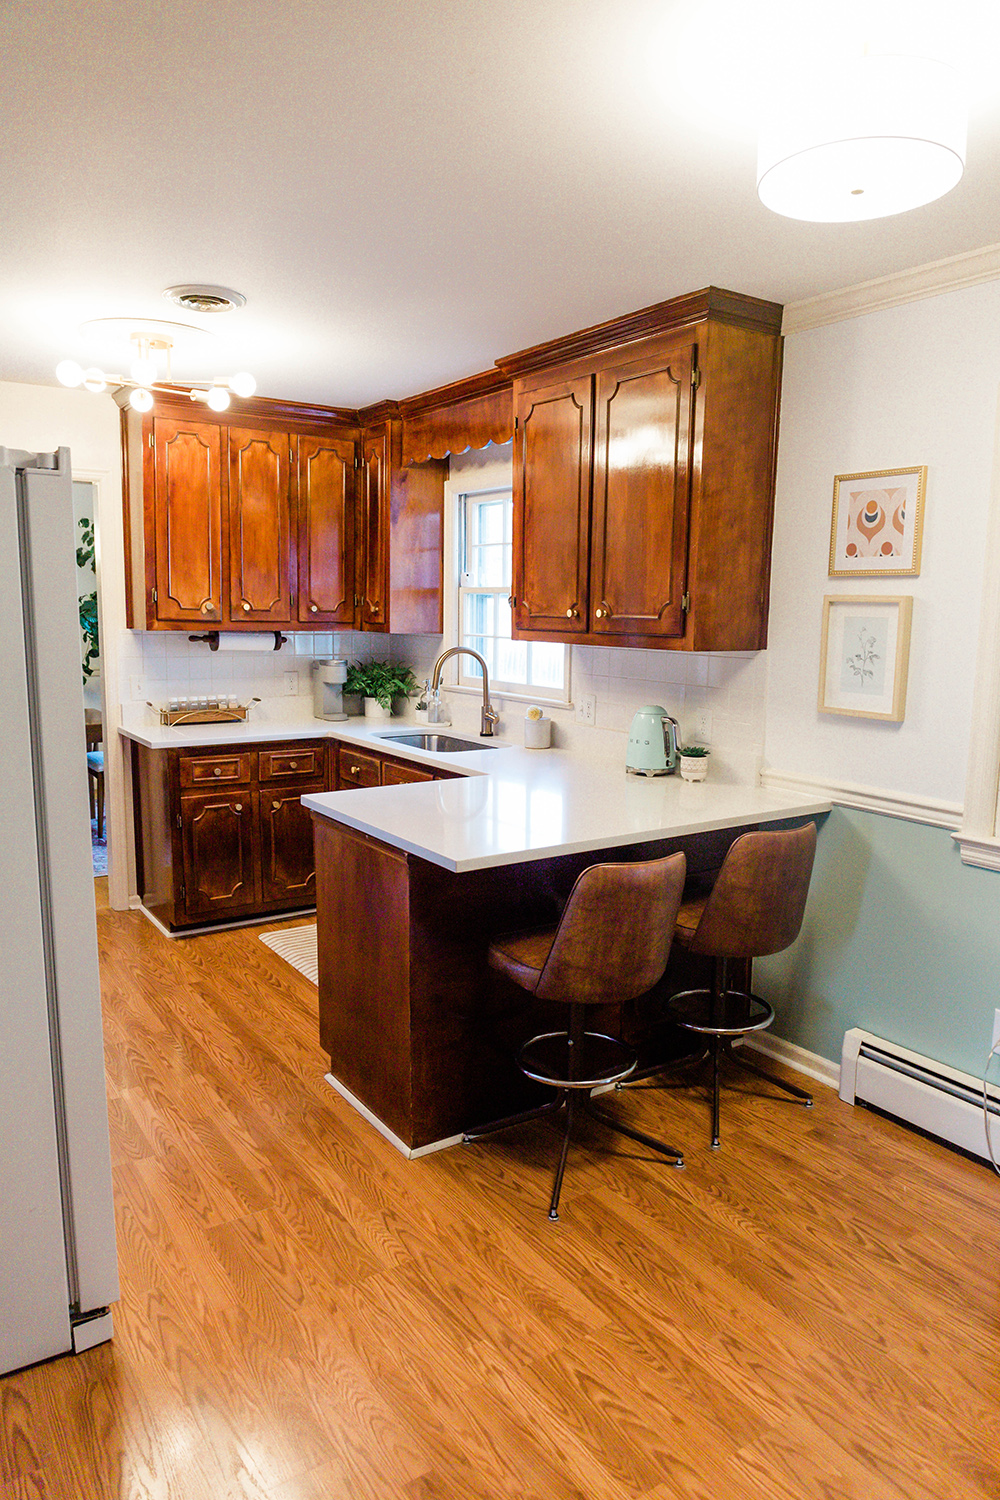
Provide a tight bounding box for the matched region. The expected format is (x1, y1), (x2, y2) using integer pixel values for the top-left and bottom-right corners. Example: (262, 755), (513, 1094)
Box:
(91, 818), (107, 876)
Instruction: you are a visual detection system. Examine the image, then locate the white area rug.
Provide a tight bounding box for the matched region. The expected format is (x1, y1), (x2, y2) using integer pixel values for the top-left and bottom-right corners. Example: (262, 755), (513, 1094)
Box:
(260, 924), (318, 986)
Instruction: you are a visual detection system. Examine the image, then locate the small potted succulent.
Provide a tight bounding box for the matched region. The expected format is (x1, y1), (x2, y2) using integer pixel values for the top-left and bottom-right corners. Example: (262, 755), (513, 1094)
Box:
(343, 661), (419, 720)
(678, 744), (710, 782)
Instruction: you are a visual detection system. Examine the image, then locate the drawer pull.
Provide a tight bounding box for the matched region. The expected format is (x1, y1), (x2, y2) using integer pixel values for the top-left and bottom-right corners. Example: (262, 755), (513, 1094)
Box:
(350, 765), (361, 775)
(234, 803), (243, 813)
(289, 760), (298, 769)
(214, 767), (222, 776)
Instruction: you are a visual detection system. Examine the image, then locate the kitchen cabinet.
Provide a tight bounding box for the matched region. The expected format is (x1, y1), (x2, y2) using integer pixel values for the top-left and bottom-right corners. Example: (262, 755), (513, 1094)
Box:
(131, 739), (330, 930)
(358, 407), (448, 636)
(500, 287), (783, 653)
(121, 392), (360, 632)
(334, 740), (456, 789)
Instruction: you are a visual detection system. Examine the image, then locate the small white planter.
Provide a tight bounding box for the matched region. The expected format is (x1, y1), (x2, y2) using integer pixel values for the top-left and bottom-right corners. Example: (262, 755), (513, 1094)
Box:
(363, 698), (393, 721)
(679, 754), (709, 782)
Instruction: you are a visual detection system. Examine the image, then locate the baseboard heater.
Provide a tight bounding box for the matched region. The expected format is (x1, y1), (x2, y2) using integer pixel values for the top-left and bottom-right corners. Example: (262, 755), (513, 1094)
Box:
(840, 1027), (996, 1164)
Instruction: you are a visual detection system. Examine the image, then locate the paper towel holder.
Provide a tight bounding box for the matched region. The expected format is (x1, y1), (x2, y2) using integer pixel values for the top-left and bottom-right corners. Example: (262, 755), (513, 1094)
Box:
(188, 631), (288, 652)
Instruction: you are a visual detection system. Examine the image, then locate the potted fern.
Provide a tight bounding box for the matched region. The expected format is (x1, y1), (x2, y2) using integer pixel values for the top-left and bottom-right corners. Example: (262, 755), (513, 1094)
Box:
(343, 661), (418, 719)
(678, 744), (710, 782)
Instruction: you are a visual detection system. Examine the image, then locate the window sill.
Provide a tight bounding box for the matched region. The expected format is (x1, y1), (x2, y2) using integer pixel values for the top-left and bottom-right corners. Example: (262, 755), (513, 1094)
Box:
(445, 683), (572, 711)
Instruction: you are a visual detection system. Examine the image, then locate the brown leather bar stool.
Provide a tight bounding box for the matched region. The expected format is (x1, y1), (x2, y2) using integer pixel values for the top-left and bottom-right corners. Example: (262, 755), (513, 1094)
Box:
(624, 822), (817, 1150)
(463, 851), (687, 1222)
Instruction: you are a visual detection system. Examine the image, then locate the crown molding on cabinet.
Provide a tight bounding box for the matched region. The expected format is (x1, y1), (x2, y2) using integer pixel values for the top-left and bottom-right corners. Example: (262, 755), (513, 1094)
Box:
(760, 768), (963, 831)
(782, 243), (1000, 335)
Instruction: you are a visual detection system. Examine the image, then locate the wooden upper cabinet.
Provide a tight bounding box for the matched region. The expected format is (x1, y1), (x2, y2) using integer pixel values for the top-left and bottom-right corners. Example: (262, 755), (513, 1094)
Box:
(228, 427), (294, 623)
(513, 375), (592, 634)
(297, 433), (356, 625)
(503, 288), (783, 652)
(151, 417), (223, 624)
(359, 426), (390, 631)
(590, 340), (694, 641)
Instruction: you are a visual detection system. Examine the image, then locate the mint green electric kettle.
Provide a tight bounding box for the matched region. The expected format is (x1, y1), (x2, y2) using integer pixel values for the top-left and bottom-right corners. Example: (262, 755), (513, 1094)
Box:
(626, 705), (680, 776)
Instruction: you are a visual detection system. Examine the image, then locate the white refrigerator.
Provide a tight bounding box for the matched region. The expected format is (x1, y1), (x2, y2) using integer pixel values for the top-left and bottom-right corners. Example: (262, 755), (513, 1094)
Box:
(0, 446), (119, 1374)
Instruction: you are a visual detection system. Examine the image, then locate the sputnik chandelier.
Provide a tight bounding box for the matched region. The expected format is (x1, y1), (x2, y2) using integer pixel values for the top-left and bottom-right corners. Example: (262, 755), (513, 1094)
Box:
(55, 286), (256, 412)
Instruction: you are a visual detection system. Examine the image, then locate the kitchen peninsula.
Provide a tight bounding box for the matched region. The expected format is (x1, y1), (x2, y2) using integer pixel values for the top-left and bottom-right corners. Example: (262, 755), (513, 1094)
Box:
(304, 731), (830, 1154)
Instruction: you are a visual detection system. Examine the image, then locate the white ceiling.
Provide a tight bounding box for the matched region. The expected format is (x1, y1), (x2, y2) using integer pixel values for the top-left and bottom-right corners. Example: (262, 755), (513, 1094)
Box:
(4, 0), (1000, 408)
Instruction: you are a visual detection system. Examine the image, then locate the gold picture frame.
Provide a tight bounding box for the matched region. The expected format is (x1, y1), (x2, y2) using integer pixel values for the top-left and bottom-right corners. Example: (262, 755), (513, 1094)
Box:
(829, 466), (926, 577)
(818, 595), (913, 722)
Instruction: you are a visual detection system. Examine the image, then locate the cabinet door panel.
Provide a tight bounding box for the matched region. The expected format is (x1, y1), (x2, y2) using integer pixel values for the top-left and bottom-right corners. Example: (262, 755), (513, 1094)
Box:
(258, 785), (323, 906)
(591, 343), (694, 640)
(180, 791), (257, 917)
(514, 376), (591, 634)
(228, 428), (294, 622)
(360, 429), (389, 630)
(298, 434), (356, 624)
(153, 418), (223, 623)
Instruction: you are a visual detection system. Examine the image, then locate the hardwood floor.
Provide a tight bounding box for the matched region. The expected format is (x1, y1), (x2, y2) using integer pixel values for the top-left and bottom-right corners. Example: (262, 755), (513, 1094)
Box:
(3, 879), (999, 1499)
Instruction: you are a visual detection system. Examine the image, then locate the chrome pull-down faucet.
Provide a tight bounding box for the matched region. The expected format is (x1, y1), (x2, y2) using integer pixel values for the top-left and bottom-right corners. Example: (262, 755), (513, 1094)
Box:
(430, 647), (499, 736)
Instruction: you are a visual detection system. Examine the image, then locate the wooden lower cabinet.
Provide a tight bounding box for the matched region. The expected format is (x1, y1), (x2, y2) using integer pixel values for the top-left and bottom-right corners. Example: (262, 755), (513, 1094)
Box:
(333, 740), (457, 789)
(132, 739), (330, 931)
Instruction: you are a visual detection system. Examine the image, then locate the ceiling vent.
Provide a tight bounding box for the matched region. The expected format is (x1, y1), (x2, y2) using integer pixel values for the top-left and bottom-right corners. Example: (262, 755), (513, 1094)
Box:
(163, 284), (246, 314)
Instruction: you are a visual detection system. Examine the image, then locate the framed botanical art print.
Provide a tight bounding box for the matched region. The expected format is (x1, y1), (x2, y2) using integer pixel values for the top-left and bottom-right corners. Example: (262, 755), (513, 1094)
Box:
(818, 595), (913, 722)
(829, 466), (926, 576)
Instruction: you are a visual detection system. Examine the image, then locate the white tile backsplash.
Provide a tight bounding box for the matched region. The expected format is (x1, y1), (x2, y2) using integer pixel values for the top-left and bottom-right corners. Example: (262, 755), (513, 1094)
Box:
(118, 630), (767, 785)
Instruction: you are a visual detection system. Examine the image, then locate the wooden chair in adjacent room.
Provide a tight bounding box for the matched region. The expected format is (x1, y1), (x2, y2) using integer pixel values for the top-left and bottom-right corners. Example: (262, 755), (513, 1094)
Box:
(622, 822), (818, 1150)
(462, 851), (688, 1222)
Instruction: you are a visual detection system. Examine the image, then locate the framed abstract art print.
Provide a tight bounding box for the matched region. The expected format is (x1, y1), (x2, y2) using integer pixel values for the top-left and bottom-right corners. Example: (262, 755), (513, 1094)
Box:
(829, 466), (926, 577)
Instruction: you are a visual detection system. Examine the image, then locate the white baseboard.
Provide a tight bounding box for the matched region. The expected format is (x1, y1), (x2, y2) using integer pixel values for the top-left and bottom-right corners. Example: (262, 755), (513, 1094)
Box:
(135, 901), (315, 940)
(742, 1031), (840, 1090)
(323, 1073), (463, 1158)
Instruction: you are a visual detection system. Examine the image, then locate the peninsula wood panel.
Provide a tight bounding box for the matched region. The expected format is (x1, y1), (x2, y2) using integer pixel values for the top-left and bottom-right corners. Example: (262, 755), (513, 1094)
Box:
(150, 417), (223, 623)
(590, 338), (694, 641)
(513, 374), (592, 633)
(297, 432), (356, 624)
(227, 427), (294, 623)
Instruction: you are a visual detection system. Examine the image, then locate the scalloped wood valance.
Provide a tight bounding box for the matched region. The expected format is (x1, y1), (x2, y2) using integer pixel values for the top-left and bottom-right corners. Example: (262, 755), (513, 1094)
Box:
(400, 369), (513, 465)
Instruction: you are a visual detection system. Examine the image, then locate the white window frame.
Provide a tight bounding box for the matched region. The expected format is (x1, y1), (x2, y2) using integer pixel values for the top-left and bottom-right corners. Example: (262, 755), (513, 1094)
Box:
(442, 452), (570, 707)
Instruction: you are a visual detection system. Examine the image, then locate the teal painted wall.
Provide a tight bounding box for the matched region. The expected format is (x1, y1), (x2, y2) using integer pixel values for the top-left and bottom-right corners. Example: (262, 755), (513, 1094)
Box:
(755, 807), (1000, 1079)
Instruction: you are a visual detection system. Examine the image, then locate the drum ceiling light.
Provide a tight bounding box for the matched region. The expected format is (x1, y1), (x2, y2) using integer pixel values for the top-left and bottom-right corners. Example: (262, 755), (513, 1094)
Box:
(757, 52), (968, 222)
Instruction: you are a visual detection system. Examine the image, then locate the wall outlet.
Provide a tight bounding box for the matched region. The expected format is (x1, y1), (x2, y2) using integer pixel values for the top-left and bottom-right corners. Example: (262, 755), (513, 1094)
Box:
(693, 709), (712, 744)
(575, 693), (597, 726)
(284, 671), (299, 696)
(992, 1008), (1000, 1052)
(129, 674), (144, 701)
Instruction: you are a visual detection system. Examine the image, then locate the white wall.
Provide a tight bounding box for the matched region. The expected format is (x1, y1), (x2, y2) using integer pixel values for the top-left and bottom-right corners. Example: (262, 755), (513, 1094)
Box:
(0, 383), (130, 905)
(764, 281), (1000, 803)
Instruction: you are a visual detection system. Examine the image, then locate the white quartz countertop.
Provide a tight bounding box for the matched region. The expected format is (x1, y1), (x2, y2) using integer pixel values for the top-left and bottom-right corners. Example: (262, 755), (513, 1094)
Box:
(302, 739), (831, 873)
(119, 711), (369, 751)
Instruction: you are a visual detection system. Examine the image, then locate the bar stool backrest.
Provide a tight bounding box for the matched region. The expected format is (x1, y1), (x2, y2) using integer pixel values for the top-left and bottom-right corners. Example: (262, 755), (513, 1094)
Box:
(535, 852), (687, 1005)
(688, 822), (817, 960)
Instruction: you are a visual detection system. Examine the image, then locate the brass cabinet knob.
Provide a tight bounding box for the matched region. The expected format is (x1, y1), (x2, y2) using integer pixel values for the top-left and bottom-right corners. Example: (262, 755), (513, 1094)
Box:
(214, 767), (222, 776)
(234, 802), (243, 812)
(289, 760), (298, 768)
(310, 603), (318, 613)
(272, 800), (281, 810)
(242, 601), (251, 612)
(595, 604), (611, 619)
(350, 765), (361, 776)
(201, 599), (213, 614)
(565, 606), (579, 619)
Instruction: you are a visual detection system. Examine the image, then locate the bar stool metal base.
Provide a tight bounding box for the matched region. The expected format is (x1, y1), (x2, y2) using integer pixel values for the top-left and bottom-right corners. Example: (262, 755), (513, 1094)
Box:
(621, 983), (813, 1150)
(463, 1013), (684, 1222)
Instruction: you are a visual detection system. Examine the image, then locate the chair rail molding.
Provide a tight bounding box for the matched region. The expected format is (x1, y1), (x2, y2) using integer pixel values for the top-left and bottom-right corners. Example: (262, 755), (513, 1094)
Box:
(954, 384), (1000, 871)
(759, 769), (962, 832)
(782, 243), (1000, 335)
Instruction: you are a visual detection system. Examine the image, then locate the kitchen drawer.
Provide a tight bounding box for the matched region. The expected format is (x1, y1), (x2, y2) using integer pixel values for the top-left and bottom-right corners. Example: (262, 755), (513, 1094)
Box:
(259, 744), (326, 784)
(178, 751), (253, 788)
(382, 757), (434, 786)
(338, 748), (382, 788)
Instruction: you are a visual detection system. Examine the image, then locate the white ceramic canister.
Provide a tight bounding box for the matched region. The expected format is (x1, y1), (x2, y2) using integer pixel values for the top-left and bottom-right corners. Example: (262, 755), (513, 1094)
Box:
(523, 706), (551, 748)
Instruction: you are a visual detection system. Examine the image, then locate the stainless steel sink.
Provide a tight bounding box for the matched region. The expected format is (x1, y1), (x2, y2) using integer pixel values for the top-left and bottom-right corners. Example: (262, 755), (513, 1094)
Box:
(375, 732), (496, 753)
